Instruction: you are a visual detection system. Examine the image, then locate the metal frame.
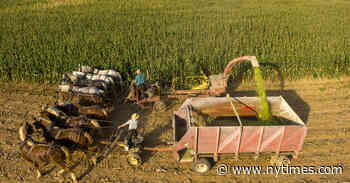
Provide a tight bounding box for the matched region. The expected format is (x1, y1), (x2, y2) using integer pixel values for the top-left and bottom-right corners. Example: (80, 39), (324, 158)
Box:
(133, 83), (161, 109)
(167, 56), (261, 98)
(173, 96), (307, 164)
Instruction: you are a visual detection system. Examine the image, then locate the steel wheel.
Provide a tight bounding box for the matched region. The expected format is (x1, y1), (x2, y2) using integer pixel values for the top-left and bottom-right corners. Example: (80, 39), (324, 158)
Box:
(277, 155), (291, 166)
(270, 155), (291, 166)
(127, 152), (142, 166)
(192, 158), (211, 174)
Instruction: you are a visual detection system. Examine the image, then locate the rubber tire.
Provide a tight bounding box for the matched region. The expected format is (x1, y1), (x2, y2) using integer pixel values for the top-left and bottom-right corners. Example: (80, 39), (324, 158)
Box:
(192, 158), (211, 174)
(127, 152), (142, 167)
(270, 155), (291, 166)
(277, 155), (291, 166)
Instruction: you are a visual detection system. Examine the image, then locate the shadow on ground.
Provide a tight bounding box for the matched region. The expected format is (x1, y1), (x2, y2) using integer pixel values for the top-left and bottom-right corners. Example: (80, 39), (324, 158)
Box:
(77, 103), (148, 181)
(227, 61), (310, 124)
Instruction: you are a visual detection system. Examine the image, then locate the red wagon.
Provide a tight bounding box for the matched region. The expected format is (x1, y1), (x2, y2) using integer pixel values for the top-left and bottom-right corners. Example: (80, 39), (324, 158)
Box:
(172, 96), (307, 173)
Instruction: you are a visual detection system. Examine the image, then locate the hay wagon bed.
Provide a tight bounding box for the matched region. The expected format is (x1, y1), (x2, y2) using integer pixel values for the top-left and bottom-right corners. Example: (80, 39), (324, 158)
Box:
(172, 96), (307, 173)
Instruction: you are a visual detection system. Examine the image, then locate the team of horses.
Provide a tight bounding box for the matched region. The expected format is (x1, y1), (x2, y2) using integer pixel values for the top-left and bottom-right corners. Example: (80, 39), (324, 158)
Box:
(18, 65), (122, 182)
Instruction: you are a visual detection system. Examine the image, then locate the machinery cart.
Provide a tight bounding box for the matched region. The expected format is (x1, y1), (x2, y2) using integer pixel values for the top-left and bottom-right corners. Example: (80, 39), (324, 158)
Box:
(172, 96), (307, 173)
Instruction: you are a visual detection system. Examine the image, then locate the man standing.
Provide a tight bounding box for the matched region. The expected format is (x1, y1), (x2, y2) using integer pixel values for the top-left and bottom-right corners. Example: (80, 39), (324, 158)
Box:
(118, 113), (140, 150)
(135, 69), (145, 100)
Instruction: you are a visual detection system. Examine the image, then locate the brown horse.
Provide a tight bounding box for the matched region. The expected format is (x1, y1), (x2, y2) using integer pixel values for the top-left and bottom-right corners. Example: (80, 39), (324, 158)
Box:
(19, 122), (77, 182)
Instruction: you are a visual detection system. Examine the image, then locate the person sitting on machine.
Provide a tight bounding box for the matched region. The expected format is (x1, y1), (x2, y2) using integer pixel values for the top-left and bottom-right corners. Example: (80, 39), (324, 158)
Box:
(117, 113), (140, 151)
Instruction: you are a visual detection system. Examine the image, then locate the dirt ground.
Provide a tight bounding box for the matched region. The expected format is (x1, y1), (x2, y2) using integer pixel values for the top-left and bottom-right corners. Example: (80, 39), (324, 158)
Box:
(0, 78), (349, 183)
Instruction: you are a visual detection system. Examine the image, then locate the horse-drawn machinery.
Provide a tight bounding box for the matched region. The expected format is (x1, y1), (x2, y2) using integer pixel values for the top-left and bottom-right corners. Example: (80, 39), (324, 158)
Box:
(168, 56), (260, 98)
(173, 95), (307, 173)
(18, 56), (308, 182)
(124, 80), (166, 111)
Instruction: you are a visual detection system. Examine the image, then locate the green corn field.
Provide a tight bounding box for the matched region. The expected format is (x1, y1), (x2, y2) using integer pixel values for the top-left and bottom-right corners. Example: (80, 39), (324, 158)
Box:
(0, 0), (349, 85)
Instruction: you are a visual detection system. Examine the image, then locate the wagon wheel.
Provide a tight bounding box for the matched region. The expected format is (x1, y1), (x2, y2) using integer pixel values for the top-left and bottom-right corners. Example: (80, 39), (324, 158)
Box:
(127, 152), (142, 166)
(270, 155), (291, 166)
(57, 91), (72, 104)
(192, 158), (211, 174)
(153, 101), (166, 112)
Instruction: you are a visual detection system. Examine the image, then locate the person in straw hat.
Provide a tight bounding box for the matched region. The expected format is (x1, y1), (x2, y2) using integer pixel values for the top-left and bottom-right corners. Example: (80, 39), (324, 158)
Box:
(135, 69), (145, 100)
(118, 113), (140, 150)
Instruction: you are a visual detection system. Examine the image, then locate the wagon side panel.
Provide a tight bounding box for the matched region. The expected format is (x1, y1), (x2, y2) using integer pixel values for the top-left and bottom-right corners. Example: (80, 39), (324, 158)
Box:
(197, 127), (218, 153)
(172, 127), (195, 161)
(217, 127), (241, 153)
(280, 126), (307, 152)
(239, 126), (261, 152)
(260, 126), (284, 152)
(174, 127), (195, 152)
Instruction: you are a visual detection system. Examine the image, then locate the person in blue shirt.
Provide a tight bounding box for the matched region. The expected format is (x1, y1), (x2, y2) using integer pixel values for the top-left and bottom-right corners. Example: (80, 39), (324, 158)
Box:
(135, 69), (145, 99)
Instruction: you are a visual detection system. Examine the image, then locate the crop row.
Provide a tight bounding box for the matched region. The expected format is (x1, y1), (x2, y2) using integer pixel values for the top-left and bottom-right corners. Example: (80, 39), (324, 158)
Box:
(0, 0), (349, 86)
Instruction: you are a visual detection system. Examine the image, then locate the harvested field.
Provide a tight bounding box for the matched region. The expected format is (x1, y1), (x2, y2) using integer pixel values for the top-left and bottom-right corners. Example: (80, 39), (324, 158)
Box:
(0, 78), (349, 182)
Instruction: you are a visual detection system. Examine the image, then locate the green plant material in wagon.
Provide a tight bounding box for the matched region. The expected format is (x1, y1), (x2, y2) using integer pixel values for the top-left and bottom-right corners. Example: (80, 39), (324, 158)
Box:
(254, 67), (272, 121)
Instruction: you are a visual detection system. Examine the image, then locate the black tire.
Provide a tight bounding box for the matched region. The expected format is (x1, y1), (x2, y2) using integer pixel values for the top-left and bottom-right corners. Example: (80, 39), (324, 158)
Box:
(270, 155), (291, 166)
(127, 152), (142, 167)
(192, 158), (211, 174)
(277, 155), (291, 166)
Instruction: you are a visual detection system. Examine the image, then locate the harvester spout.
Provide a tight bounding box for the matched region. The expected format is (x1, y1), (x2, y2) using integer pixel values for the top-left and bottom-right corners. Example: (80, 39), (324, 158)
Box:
(223, 56), (260, 81)
(221, 56), (272, 120)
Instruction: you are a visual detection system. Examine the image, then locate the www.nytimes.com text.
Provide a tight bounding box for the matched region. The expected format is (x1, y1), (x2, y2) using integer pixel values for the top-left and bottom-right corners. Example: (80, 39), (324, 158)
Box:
(216, 164), (343, 176)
